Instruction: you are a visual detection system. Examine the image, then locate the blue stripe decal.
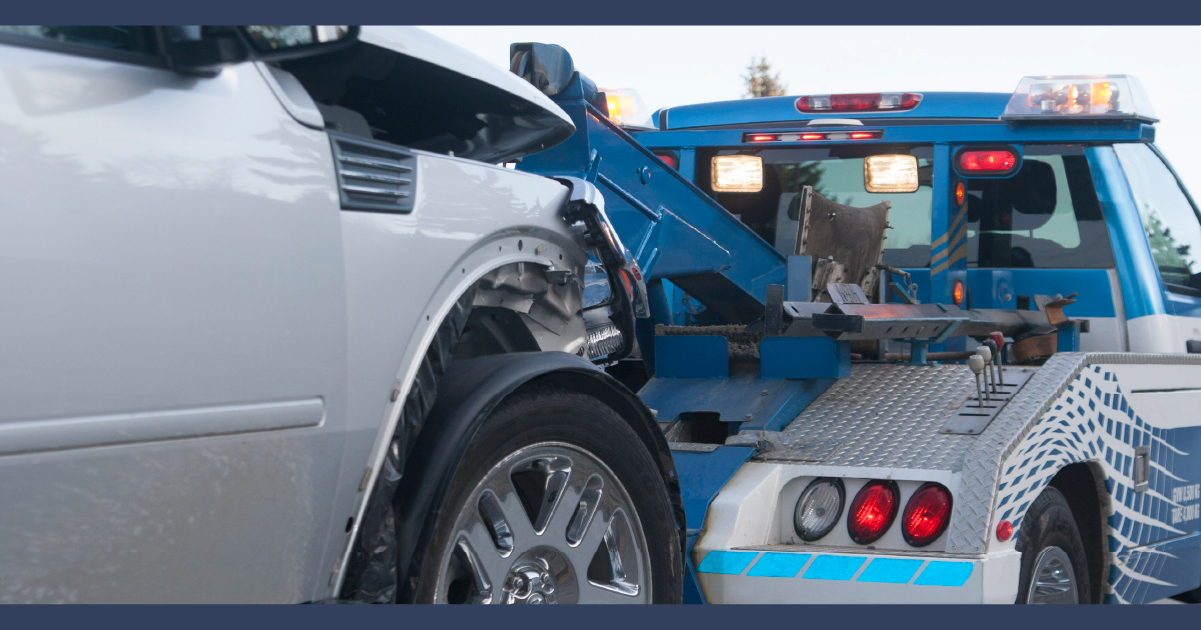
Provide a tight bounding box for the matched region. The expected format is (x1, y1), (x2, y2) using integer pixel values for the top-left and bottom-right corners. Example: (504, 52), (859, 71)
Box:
(856, 558), (924, 584)
(802, 555), (865, 581)
(746, 552), (811, 578)
(913, 561), (974, 586)
(696, 551), (758, 575)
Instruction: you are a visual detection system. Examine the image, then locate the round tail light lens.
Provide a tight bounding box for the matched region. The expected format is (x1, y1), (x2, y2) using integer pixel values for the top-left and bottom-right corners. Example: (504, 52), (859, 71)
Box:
(902, 483), (953, 547)
(794, 478), (845, 541)
(847, 480), (899, 544)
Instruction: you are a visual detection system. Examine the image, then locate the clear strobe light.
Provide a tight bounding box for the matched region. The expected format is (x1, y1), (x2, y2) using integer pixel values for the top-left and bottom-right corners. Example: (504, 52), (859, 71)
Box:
(794, 478), (845, 541)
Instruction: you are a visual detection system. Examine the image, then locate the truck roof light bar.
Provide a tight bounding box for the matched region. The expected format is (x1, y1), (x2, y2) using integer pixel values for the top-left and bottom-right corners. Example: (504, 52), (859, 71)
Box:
(1001, 75), (1158, 122)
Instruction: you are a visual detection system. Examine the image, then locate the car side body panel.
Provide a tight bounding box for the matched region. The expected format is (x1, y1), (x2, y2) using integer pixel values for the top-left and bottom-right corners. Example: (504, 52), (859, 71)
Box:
(0, 49), (349, 602)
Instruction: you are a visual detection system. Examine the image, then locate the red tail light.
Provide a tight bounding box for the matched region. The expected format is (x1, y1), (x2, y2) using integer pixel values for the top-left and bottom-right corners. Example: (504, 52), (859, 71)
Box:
(958, 150), (1016, 172)
(847, 480), (899, 544)
(654, 152), (678, 169)
(901, 483), (953, 547)
(796, 93), (922, 112)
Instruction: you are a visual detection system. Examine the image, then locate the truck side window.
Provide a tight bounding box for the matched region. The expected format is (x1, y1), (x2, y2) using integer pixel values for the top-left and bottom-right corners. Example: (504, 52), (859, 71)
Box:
(1113, 143), (1201, 294)
(966, 144), (1113, 269)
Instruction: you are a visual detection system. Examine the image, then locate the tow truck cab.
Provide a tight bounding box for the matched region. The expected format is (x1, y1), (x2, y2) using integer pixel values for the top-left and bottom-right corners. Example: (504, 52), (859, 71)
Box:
(632, 77), (1201, 357)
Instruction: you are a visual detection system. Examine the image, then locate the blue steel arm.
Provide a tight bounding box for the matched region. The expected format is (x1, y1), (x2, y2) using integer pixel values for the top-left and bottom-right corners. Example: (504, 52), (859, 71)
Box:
(518, 74), (786, 325)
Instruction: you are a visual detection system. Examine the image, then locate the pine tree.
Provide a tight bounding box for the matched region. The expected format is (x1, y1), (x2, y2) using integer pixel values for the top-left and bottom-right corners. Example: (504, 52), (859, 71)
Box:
(743, 56), (786, 98)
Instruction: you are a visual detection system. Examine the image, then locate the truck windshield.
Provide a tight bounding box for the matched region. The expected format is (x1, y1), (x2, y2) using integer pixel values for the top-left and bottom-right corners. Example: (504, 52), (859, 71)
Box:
(1113, 142), (1201, 294)
(702, 146), (934, 267)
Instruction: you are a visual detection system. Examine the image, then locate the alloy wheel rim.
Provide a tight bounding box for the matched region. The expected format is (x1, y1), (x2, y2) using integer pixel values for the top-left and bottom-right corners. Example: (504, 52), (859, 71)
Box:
(434, 441), (651, 604)
(1027, 545), (1078, 604)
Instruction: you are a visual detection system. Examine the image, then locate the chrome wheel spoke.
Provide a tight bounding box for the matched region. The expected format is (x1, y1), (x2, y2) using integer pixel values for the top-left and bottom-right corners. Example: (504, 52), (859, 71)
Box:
(1027, 546), (1078, 605)
(543, 481), (584, 542)
(564, 508), (612, 571)
(577, 579), (642, 605)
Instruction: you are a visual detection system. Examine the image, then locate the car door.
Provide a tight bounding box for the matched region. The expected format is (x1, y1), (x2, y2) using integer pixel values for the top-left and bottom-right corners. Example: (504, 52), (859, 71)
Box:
(0, 28), (348, 602)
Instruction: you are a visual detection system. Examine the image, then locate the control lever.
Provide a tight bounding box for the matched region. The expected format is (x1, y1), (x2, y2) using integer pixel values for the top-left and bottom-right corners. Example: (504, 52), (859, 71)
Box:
(983, 339), (999, 393)
(989, 331), (1006, 386)
(975, 346), (993, 401)
(968, 355), (985, 408)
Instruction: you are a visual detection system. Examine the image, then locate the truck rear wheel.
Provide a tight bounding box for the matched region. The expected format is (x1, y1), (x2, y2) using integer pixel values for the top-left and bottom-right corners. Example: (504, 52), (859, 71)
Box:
(1014, 487), (1091, 604)
(411, 386), (679, 604)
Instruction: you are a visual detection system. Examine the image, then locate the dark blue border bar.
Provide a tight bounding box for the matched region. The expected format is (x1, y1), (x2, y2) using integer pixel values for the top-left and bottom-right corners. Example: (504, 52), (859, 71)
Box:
(5, 0), (1201, 25)
(2, 602), (1198, 630)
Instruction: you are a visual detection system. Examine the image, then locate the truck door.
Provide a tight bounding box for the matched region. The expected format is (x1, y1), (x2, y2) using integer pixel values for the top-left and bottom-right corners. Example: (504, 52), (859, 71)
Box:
(959, 144), (1125, 352)
(0, 29), (348, 602)
(1111, 142), (1201, 353)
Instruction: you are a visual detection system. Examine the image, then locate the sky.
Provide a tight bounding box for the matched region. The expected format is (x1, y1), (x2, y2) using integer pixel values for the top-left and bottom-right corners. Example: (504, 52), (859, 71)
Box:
(420, 26), (1201, 196)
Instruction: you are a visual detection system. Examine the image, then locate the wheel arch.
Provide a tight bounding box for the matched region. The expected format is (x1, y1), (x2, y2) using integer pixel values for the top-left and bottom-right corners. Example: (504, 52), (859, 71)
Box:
(390, 351), (683, 603)
(1047, 460), (1109, 604)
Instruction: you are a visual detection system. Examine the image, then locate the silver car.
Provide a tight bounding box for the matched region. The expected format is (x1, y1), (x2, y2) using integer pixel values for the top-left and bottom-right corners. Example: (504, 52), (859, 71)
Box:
(0, 25), (682, 604)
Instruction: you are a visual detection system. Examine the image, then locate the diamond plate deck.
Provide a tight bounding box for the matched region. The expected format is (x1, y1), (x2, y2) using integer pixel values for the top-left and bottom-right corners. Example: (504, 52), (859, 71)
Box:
(755, 363), (988, 470)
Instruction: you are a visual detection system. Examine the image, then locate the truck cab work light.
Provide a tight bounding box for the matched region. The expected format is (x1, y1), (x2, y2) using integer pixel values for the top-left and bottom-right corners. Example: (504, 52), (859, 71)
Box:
(864, 154), (919, 193)
(711, 155), (763, 193)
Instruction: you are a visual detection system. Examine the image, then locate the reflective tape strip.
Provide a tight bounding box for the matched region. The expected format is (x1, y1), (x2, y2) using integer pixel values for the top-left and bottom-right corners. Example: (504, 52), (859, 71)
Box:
(913, 561), (974, 586)
(746, 552), (812, 578)
(802, 555), (866, 581)
(700, 551), (976, 587)
(696, 550), (758, 575)
(856, 557), (924, 584)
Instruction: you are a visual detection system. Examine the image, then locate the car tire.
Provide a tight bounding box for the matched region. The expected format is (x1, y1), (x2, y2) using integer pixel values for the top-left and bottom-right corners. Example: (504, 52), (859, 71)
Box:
(1014, 486), (1091, 604)
(411, 385), (681, 604)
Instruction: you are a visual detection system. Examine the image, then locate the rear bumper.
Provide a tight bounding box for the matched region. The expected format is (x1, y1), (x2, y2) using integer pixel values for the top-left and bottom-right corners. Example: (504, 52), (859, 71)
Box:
(694, 548), (1021, 604)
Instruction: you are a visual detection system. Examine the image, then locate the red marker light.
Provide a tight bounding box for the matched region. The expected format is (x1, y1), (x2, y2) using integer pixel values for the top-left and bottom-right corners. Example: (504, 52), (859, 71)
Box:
(654, 152), (678, 169)
(959, 150), (1017, 172)
(797, 93), (922, 112)
(801, 133), (825, 141)
(847, 480), (899, 544)
(996, 520), (1014, 542)
(953, 279), (965, 306)
(750, 135), (778, 142)
(901, 483), (953, 547)
(850, 132), (875, 139)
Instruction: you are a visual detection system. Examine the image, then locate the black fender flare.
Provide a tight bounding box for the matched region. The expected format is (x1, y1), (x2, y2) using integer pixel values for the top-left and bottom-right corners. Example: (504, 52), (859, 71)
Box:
(393, 351), (684, 602)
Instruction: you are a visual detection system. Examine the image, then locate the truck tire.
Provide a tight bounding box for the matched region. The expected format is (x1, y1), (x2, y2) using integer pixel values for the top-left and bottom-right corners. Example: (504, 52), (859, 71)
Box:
(1014, 487), (1091, 604)
(411, 385), (679, 604)
(1173, 586), (1201, 603)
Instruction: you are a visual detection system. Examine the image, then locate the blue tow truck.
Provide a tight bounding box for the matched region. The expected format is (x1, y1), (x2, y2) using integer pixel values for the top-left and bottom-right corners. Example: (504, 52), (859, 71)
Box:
(510, 44), (1201, 605)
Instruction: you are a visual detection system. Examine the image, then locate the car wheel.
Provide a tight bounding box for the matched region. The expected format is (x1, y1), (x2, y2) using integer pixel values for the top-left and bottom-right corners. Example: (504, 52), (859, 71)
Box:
(411, 386), (680, 604)
(1014, 487), (1091, 604)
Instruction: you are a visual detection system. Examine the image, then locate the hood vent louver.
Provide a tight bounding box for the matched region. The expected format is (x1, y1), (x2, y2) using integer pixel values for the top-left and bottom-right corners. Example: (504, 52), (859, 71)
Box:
(329, 132), (417, 213)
